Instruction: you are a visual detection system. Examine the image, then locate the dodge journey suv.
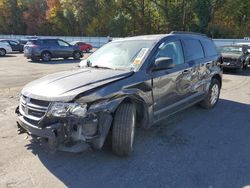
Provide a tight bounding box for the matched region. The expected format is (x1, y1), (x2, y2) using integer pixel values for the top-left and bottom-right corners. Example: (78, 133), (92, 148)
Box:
(16, 32), (222, 156)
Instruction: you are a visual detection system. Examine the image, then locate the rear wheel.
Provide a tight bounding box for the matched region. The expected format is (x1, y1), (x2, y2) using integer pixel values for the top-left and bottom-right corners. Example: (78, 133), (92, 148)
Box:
(41, 51), (51, 62)
(112, 102), (136, 156)
(200, 78), (221, 109)
(0, 49), (6, 56)
(73, 51), (81, 60)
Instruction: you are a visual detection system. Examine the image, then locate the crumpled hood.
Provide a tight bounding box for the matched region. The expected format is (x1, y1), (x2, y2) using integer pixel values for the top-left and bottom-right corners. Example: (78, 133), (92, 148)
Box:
(22, 68), (133, 101)
(221, 53), (241, 59)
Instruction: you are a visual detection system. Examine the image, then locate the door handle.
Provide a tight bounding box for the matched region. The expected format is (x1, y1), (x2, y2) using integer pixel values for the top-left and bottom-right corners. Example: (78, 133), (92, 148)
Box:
(182, 69), (190, 74)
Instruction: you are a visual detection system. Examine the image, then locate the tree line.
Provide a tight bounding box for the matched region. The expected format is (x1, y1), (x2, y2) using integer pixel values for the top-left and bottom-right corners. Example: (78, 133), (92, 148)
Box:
(0, 0), (249, 38)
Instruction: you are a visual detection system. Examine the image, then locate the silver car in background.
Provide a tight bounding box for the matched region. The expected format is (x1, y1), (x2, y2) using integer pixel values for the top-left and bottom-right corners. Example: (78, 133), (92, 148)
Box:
(0, 41), (12, 56)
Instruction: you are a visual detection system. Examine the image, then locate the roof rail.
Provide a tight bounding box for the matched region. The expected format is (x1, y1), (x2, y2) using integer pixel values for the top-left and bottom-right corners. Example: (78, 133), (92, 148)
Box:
(170, 31), (206, 36)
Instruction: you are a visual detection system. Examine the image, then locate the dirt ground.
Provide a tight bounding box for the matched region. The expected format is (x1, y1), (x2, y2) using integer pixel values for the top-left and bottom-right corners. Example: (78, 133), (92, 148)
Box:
(0, 53), (250, 188)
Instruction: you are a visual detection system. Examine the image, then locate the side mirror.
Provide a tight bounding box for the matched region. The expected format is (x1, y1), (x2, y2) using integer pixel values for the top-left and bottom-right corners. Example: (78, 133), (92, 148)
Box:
(153, 57), (175, 71)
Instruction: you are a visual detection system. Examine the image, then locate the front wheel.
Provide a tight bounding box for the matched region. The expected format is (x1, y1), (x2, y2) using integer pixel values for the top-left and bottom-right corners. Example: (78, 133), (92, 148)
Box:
(243, 61), (248, 69)
(200, 78), (221, 109)
(112, 103), (136, 156)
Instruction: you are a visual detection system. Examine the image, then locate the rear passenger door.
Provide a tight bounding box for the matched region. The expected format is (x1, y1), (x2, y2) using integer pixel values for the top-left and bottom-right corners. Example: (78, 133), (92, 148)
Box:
(151, 40), (193, 120)
(42, 39), (59, 57)
(182, 39), (207, 95)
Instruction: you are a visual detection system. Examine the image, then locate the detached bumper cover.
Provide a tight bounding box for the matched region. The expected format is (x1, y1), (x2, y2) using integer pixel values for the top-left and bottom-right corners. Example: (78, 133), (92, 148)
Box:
(17, 115), (60, 139)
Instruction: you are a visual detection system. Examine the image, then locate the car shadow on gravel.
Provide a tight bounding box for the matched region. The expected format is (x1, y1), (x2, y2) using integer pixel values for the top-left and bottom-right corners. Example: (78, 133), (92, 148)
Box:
(223, 66), (250, 76)
(28, 58), (82, 65)
(25, 99), (250, 188)
(0, 55), (17, 58)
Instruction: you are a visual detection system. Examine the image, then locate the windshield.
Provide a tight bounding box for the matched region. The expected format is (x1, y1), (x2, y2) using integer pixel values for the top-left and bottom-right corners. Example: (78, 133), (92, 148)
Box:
(70, 41), (78, 45)
(80, 40), (155, 70)
(220, 46), (242, 54)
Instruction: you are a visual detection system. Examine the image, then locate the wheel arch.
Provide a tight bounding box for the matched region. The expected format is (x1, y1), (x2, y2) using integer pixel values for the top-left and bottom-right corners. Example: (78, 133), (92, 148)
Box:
(113, 95), (149, 129)
(212, 74), (222, 88)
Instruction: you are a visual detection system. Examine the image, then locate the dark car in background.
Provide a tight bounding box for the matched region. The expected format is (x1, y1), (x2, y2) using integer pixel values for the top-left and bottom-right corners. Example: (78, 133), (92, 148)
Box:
(24, 38), (83, 62)
(220, 45), (250, 70)
(0, 39), (24, 52)
(19, 36), (39, 45)
(16, 32), (222, 156)
(70, 41), (93, 53)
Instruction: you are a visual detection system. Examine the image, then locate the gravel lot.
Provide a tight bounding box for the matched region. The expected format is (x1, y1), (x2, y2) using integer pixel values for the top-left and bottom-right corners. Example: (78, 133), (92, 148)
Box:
(0, 53), (250, 188)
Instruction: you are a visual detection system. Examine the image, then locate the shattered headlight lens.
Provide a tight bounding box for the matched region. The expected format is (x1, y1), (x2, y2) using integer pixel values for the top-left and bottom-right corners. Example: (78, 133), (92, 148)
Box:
(47, 102), (87, 118)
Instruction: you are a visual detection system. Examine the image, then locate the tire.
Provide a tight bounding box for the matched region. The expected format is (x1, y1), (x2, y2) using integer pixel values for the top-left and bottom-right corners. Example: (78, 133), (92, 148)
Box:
(200, 78), (221, 109)
(73, 51), (81, 60)
(238, 62), (244, 71)
(41, 51), (51, 62)
(0, 49), (6, 56)
(64, 57), (69, 60)
(243, 61), (248, 69)
(112, 102), (136, 156)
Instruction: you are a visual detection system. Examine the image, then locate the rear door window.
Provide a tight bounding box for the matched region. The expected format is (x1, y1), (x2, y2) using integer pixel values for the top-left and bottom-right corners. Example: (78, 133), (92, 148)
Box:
(58, 40), (70, 47)
(155, 40), (184, 65)
(201, 40), (218, 57)
(9, 41), (18, 45)
(42, 39), (58, 46)
(182, 39), (205, 62)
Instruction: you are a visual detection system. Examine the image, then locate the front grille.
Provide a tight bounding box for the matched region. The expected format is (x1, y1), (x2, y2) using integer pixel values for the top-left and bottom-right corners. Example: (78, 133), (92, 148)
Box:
(223, 58), (236, 62)
(30, 98), (50, 107)
(19, 95), (50, 123)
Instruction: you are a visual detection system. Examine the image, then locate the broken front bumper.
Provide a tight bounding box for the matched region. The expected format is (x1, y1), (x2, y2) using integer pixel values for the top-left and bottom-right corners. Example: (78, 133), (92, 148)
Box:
(17, 115), (59, 139)
(16, 105), (113, 151)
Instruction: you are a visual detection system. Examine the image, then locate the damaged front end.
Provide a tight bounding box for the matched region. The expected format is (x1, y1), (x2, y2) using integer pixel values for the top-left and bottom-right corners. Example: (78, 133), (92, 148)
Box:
(16, 95), (113, 153)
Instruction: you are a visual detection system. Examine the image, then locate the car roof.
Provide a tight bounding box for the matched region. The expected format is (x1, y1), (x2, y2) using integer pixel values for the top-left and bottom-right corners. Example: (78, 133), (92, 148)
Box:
(114, 31), (209, 43)
(220, 45), (243, 48)
(0, 39), (18, 41)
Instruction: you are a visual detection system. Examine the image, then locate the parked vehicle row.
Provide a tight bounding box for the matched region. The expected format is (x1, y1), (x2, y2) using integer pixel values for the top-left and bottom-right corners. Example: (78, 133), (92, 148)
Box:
(0, 37), (93, 59)
(16, 31), (223, 156)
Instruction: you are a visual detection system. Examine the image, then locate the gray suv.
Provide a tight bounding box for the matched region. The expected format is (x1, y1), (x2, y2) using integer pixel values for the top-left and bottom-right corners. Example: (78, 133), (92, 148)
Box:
(24, 39), (83, 62)
(16, 32), (222, 156)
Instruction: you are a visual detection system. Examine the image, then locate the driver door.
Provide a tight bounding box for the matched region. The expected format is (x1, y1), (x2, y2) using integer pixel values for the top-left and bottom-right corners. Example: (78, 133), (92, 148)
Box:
(151, 40), (192, 121)
(57, 39), (73, 57)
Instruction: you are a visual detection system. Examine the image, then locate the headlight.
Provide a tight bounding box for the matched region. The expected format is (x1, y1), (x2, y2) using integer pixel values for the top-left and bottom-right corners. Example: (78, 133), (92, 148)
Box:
(47, 102), (87, 118)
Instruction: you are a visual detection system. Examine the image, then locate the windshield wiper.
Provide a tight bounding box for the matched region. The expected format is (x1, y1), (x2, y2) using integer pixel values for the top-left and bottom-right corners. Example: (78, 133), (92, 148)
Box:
(92, 65), (114, 70)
